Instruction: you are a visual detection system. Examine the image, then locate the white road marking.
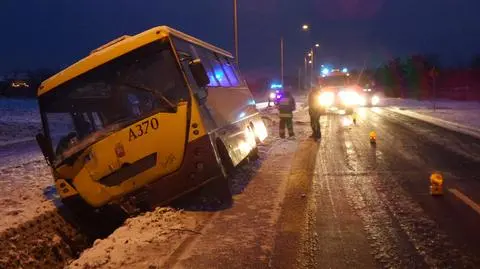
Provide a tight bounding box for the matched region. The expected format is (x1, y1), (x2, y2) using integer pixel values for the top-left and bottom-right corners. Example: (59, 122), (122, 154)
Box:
(449, 188), (480, 215)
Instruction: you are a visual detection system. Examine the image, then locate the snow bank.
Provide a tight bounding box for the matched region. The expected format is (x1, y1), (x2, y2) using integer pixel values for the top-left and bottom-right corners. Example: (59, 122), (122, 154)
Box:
(384, 98), (480, 139)
(68, 208), (198, 269)
(0, 98), (42, 145)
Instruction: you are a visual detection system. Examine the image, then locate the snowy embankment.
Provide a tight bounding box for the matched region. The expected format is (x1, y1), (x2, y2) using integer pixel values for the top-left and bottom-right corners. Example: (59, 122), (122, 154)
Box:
(383, 98), (480, 140)
(0, 98), (41, 146)
(0, 98), (55, 231)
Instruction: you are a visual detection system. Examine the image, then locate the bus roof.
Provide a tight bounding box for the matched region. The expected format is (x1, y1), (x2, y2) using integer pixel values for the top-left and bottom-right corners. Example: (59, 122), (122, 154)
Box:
(38, 26), (233, 96)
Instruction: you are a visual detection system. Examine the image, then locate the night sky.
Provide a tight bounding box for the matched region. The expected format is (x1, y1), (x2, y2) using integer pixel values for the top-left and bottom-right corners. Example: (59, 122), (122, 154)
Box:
(1, 0), (480, 77)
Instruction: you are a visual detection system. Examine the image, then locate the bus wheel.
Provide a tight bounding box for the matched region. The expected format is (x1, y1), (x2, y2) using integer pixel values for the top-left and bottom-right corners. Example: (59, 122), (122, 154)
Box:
(248, 146), (260, 162)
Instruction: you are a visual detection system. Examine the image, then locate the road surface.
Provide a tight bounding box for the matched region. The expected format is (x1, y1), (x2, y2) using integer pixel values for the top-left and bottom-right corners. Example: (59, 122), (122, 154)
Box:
(272, 107), (480, 268)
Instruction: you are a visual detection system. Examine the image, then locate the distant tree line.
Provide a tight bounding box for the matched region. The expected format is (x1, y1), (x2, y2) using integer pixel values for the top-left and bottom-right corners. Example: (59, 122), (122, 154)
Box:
(372, 54), (480, 100)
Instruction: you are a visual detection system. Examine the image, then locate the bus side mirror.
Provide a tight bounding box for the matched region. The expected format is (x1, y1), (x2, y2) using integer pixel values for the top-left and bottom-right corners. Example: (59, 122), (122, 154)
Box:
(36, 133), (53, 165)
(189, 59), (210, 88)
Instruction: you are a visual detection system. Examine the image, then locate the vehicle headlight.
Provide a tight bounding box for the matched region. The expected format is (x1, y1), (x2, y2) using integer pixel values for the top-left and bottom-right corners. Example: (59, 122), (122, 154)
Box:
(359, 96), (367, 106)
(269, 92), (276, 99)
(318, 92), (335, 107)
(371, 95), (380, 105)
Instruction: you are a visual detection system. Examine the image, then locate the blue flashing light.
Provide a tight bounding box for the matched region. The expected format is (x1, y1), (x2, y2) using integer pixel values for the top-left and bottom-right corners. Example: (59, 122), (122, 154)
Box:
(342, 68), (348, 73)
(321, 68), (330, 76)
(270, 83), (283, 89)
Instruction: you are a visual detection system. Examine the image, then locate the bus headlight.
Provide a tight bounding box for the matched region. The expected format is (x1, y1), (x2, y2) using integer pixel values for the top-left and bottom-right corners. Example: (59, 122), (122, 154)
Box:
(371, 95), (380, 106)
(318, 92), (334, 107)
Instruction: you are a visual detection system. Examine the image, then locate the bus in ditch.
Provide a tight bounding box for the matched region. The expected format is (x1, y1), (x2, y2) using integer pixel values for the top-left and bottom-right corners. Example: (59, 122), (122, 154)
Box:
(35, 26), (268, 223)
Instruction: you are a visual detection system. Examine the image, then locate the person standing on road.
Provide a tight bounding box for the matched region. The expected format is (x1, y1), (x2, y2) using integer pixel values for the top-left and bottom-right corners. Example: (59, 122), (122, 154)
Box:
(278, 91), (296, 138)
(308, 88), (322, 140)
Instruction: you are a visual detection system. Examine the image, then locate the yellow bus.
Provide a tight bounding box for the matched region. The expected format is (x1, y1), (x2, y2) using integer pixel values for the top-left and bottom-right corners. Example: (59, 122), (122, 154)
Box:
(36, 26), (268, 218)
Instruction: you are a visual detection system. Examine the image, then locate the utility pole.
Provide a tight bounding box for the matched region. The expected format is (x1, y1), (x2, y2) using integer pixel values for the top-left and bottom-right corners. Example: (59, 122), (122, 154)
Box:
(311, 48), (315, 87)
(281, 37), (284, 86)
(304, 57), (308, 90)
(233, 0), (239, 64)
(298, 68), (302, 91)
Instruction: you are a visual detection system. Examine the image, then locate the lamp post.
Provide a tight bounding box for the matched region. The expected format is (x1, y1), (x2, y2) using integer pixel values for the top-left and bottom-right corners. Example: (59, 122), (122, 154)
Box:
(280, 24), (310, 90)
(308, 44), (320, 87)
(233, 0), (239, 64)
(281, 37), (284, 86)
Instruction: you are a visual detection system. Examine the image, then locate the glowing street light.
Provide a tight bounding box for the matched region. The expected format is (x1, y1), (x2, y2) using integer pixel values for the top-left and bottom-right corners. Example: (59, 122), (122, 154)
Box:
(308, 52), (312, 57)
(302, 24), (309, 31)
(315, 43), (320, 47)
(308, 60), (312, 64)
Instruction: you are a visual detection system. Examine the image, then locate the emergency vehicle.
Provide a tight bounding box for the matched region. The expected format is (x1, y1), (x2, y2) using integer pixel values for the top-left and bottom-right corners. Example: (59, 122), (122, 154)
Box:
(316, 68), (362, 114)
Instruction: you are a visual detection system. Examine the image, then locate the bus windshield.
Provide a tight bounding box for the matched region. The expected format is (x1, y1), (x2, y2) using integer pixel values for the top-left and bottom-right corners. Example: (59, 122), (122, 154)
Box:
(39, 40), (189, 165)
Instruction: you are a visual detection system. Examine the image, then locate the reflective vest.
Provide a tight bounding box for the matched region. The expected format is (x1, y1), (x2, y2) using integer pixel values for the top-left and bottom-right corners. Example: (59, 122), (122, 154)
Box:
(278, 95), (295, 118)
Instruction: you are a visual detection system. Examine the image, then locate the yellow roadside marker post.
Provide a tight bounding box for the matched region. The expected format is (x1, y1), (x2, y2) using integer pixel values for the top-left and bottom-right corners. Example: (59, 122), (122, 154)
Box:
(430, 172), (444, 196)
(369, 131), (377, 144)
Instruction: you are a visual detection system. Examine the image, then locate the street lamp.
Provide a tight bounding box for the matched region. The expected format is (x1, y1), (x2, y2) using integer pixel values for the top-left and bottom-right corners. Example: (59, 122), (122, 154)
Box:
(280, 24), (311, 90)
(315, 43), (320, 47)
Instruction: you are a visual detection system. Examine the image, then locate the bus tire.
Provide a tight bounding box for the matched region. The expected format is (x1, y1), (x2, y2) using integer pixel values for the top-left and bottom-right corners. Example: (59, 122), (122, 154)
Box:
(248, 146), (260, 162)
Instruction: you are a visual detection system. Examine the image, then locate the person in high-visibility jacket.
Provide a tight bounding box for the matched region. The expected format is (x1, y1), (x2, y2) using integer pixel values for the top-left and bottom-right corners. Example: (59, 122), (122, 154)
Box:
(308, 88), (322, 140)
(278, 91), (296, 138)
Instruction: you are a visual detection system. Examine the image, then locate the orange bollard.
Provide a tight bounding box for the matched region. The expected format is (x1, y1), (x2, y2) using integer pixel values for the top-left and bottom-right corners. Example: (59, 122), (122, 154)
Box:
(430, 172), (444, 195)
(369, 131), (376, 144)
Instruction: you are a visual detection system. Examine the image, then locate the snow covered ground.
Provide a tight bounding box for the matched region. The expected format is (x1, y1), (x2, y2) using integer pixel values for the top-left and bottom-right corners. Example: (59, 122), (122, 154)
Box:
(382, 98), (480, 139)
(0, 99), (41, 146)
(0, 99), (53, 233)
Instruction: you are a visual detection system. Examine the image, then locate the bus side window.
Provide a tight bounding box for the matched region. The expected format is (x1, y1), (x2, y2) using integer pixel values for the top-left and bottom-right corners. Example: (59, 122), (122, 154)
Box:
(219, 56), (239, 86)
(91, 112), (103, 130)
(193, 47), (220, 87)
(205, 53), (230, 87)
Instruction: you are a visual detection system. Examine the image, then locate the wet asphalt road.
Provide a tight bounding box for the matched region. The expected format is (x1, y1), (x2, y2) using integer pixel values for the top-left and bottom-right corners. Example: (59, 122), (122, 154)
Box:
(272, 107), (480, 269)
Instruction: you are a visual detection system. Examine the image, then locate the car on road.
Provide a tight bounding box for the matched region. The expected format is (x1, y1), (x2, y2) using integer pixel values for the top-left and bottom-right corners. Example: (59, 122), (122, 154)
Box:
(360, 88), (381, 107)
